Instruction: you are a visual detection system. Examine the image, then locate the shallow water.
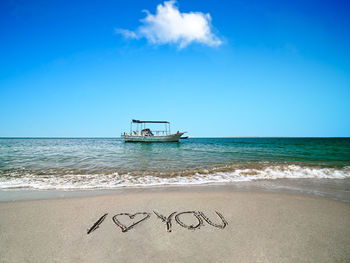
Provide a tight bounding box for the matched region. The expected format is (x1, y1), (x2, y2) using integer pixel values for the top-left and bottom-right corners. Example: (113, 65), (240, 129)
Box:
(0, 138), (349, 190)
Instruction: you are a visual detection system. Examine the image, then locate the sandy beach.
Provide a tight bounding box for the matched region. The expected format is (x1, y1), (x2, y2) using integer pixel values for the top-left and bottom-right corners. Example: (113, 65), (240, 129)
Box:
(1, 185), (350, 263)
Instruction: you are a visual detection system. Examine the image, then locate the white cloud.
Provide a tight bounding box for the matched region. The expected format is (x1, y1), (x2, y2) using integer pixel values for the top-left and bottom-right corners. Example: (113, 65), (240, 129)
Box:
(114, 28), (138, 39)
(115, 1), (222, 48)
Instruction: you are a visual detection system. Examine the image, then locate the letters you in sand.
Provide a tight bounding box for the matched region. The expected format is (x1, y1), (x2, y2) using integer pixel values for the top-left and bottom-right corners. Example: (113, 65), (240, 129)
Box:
(87, 211), (228, 234)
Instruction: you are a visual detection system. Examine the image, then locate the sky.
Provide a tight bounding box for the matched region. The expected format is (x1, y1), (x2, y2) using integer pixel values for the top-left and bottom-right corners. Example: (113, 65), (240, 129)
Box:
(0, 0), (349, 137)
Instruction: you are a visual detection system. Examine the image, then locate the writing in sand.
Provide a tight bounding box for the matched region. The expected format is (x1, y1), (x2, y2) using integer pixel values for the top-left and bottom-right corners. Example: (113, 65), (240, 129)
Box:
(87, 210), (228, 234)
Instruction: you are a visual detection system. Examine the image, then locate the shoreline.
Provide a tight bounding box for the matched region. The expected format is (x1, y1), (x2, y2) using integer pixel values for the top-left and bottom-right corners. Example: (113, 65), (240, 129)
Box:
(1, 178), (350, 203)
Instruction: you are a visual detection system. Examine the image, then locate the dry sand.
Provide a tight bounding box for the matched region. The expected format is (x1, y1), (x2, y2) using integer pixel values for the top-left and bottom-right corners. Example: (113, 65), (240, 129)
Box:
(0, 187), (350, 263)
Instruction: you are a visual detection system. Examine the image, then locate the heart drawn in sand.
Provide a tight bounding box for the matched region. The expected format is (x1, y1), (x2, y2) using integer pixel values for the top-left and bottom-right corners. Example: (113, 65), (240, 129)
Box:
(112, 212), (151, 232)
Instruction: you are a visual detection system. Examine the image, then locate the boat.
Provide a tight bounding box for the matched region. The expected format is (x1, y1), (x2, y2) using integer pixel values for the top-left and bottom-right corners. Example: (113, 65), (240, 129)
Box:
(121, 120), (185, 142)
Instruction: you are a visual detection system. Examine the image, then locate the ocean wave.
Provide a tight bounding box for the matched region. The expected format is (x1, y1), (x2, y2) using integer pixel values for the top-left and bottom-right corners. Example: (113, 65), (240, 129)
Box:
(0, 164), (349, 190)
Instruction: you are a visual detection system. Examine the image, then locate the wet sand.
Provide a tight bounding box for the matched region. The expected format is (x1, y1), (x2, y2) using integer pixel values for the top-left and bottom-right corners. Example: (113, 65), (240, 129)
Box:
(1, 178), (350, 202)
(0, 186), (350, 262)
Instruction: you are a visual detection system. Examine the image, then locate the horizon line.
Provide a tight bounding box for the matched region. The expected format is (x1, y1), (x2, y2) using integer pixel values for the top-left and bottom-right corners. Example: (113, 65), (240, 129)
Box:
(0, 136), (349, 139)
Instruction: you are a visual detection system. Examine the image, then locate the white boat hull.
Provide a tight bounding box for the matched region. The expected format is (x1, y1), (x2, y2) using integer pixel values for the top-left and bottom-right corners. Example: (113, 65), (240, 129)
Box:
(122, 133), (184, 142)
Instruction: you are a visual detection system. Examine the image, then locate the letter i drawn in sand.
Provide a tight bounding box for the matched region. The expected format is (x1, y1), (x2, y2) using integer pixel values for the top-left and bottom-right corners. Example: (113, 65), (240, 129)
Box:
(87, 213), (108, 235)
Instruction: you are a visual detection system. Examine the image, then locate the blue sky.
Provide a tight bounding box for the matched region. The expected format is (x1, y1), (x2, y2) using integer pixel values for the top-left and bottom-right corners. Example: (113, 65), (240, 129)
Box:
(0, 0), (349, 137)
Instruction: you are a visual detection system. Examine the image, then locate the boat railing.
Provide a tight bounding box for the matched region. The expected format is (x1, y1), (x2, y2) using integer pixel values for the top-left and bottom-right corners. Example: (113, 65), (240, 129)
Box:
(153, 130), (169, 136)
(122, 131), (170, 136)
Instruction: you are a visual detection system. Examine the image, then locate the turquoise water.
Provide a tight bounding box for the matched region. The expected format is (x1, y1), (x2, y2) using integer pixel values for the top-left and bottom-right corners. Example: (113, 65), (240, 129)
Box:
(0, 138), (349, 189)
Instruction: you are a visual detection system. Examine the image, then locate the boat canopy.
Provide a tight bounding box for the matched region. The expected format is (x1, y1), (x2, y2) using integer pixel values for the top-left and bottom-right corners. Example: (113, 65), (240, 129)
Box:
(132, 119), (169, 124)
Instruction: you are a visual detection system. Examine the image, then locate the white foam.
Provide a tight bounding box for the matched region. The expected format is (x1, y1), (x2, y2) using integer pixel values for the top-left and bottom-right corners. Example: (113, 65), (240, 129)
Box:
(0, 165), (349, 190)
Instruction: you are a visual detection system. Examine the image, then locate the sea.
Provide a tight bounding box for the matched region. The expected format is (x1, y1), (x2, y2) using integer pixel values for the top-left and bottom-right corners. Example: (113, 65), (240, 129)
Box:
(0, 138), (349, 191)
